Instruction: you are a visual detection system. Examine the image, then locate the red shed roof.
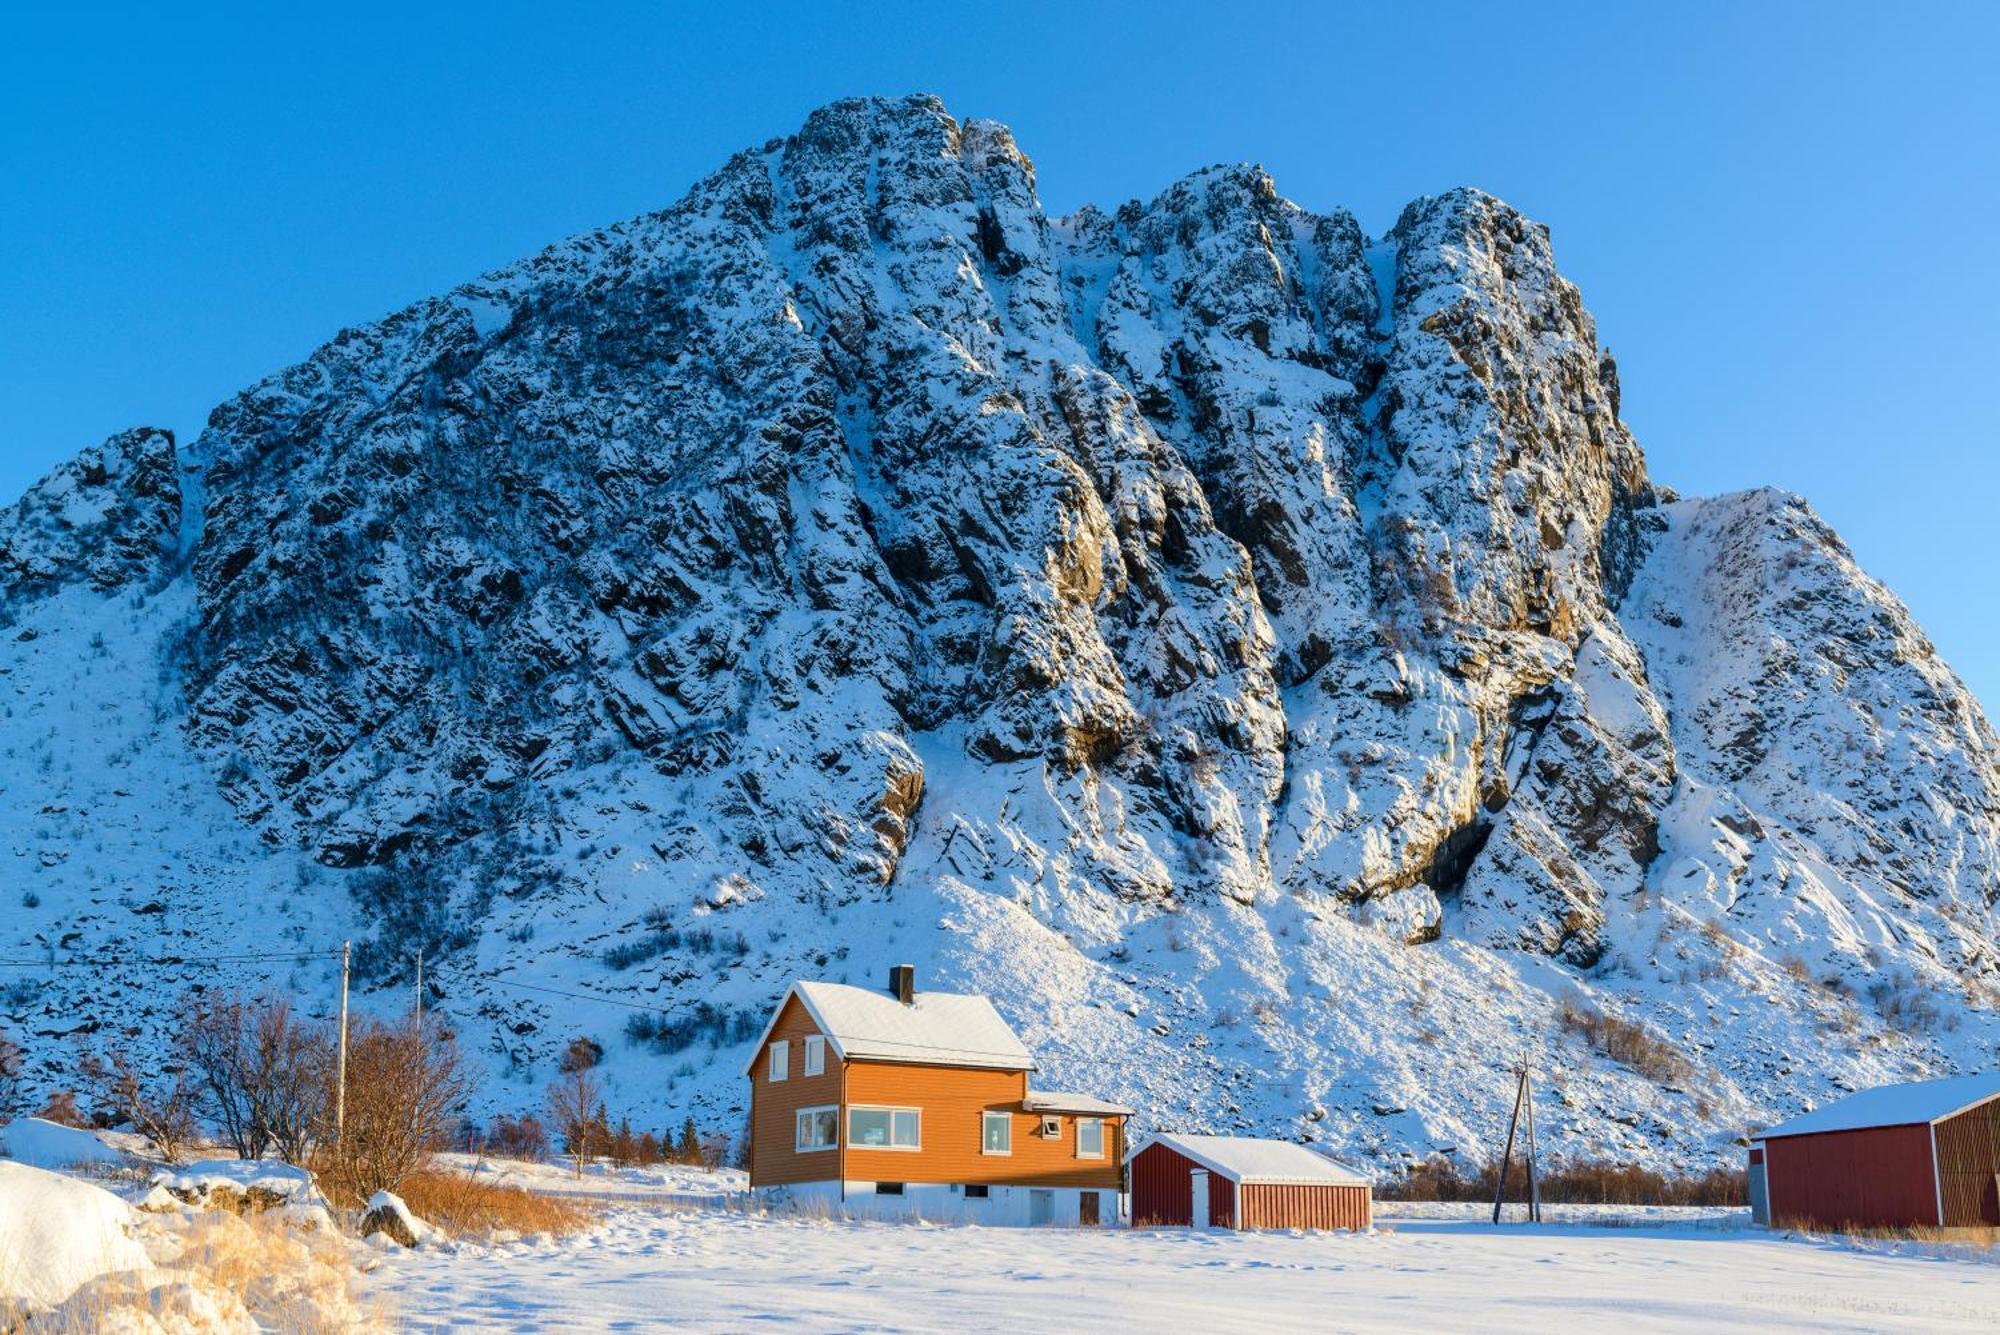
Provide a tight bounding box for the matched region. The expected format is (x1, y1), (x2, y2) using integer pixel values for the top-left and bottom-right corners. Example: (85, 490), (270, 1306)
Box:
(1755, 1073), (2000, 1140)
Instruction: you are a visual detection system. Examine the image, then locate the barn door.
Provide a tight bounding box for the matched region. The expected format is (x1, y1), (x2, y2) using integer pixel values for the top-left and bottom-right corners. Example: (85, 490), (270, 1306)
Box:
(1190, 1170), (1211, 1231)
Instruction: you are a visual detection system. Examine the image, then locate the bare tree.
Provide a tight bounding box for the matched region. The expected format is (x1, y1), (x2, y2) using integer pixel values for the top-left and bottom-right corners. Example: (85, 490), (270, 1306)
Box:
(78, 1042), (198, 1164)
(313, 1013), (471, 1206)
(546, 1037), (604, 1179)
(182, 991), (331, 1163)
(0, 1024), (22, 1121)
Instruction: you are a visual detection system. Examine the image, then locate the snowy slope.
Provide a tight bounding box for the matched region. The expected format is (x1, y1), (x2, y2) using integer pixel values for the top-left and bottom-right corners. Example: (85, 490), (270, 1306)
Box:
(3, 94), (1996, 1174)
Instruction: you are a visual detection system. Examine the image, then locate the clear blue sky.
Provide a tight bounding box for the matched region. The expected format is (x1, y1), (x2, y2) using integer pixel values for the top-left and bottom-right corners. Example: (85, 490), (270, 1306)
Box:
(3, 2), (1994, 710)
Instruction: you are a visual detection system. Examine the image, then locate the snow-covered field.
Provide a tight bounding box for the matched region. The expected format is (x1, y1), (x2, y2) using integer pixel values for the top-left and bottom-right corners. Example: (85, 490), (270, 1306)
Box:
(7, 1126), (1996, 1332)
(371, 1200), (2000, 1334)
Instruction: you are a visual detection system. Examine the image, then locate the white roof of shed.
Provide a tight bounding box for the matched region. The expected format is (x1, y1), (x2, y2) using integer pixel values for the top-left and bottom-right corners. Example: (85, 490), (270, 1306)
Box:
(1754, 1073), (2000, 1140)
(742, 979), (1035, 1075)
(1136, 1133), (1371, 1187)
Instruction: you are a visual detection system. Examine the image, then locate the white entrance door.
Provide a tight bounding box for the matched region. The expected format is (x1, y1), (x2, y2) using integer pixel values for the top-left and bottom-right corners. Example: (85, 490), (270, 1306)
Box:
(1190, 1170), (1210, 1230)
(1028, 1189), (1054, 1226)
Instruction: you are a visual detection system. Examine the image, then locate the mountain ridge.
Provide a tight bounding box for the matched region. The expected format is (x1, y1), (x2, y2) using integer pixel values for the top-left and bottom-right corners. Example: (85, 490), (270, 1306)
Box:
(4, 94), (1996, 1171)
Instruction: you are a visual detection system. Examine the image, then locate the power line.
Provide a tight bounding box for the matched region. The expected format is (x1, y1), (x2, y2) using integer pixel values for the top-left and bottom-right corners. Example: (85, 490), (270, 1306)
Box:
(0, 949), (341, 968)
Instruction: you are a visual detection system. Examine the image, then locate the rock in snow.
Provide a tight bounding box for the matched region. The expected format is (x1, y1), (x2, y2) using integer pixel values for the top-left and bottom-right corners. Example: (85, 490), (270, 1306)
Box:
(1, 95), (1995, 1171)
(361, 1190), (437, 1248)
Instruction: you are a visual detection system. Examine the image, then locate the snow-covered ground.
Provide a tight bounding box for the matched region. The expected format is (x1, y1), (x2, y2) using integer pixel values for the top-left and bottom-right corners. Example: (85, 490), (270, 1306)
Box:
(370, 1199), (2000, 1333)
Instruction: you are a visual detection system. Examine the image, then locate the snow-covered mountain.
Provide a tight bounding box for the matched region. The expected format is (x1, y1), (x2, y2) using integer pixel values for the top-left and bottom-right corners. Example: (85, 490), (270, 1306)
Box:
(6, 95), (1996, 1172)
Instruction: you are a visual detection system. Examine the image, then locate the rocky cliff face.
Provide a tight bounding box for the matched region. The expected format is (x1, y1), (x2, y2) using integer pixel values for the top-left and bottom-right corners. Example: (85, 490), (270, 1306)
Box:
(5, 96), (1996, 1169)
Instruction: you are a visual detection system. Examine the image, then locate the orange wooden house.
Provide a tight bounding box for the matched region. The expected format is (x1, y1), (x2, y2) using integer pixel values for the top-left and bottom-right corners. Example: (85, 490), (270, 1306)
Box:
(745, 965), (1132, 1224)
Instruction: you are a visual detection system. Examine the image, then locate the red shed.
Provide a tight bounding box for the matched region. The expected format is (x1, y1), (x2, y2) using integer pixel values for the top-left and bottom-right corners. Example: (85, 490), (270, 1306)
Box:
(1129, 1133), (1372, 1231)
(1751, 1073), (2000, 1229)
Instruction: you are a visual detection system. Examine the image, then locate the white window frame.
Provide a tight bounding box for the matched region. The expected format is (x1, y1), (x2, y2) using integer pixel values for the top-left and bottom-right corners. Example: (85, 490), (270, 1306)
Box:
(767, 1040), (788, 1082)
(803, 1035), (826, 1077)
(794, 1105), (837, 1153)
(981, 1110), (1012, 1156)
(1075, 1117), (1105, 1159)
(847, 1104), (922, 1151)
(1038, 1115), (1062, 1139)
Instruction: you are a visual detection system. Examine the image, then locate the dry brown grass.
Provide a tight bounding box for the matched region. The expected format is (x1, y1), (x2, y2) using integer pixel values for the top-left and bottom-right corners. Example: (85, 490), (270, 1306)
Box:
(394, 1167), (598, 1239)
(11, 1205), (386, 1332)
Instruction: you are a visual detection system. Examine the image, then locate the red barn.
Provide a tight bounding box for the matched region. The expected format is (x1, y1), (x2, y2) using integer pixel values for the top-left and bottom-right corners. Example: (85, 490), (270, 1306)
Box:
(1129, 1133), (1372, 1231)
(1750, 1073), (2000, 1229)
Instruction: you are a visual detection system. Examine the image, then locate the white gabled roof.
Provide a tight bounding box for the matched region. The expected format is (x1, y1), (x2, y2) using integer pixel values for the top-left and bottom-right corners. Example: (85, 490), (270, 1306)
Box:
(1135, 1133), (1371, 1187)
(1754, 1073), (2000, 1141)
(1024, 1091), (1133, 1116)
(742, 979), (1035, 1075)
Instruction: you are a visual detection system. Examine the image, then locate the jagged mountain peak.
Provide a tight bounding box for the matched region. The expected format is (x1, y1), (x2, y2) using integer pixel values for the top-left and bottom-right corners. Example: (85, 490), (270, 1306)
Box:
(3, 96), (1995, 1172)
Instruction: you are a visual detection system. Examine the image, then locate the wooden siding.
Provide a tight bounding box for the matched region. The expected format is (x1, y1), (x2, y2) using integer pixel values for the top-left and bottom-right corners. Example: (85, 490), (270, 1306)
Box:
(1132, 1141), (1369, 1231)
(1934, 1095), (2000, 1226)
(843, 1061), (1124, 1190)
(1239, 1183), (1371, 1231)
(746, 996), (844, 1188)
(1765, 1123), (1940, 1229)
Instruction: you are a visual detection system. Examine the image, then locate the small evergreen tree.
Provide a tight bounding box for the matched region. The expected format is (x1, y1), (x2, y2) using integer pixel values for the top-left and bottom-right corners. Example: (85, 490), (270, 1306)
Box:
(677, 1115), (700, 1164)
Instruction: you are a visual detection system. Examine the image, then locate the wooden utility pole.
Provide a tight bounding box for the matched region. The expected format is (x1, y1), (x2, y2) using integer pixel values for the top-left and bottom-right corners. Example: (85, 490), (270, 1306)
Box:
(335, 939), (351, 1146)
(414, 948), (423, 1029)
(1523, 1063), (1542, 1224)
(1492, 1065), (1528, 1224)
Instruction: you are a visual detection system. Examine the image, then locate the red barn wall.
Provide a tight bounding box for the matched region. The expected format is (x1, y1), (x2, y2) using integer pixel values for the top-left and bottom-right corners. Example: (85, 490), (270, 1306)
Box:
(1129, 1142), (1233, 1228)
(1765, 1124), (1939, 1229)
(1130, 1141), (1197, 1226)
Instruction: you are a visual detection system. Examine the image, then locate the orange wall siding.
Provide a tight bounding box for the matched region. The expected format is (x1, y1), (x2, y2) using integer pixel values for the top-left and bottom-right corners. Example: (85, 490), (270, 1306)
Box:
(842, 1061), (1125, 1190)
(746, 996), (844, 1188)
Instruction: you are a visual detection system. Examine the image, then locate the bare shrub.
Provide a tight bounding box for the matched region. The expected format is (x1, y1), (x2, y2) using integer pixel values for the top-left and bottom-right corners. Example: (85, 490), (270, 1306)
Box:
(487, 1111), (549, 1160)
(313, 1015), (472, 1208)
(78, 1041), (199, 1164)
(1557, 1001), (1695, 1084)
(547, 1036), (605, 1178)
(35, 1088), (86, 1126)
(1379, 1154), (1744, 1206)
(395, 1167), (597, 1239)
(0, 1024), (20, 1119)
(182, 990), (331, 1163)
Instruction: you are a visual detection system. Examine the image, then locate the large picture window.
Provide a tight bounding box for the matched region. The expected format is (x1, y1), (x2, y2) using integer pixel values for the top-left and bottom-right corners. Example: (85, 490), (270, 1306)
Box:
(981, 1110), (1012, 1155)
(795, 1106), (837, 1152)
(1076, 1117), (1105, 1159)
(848, 1106), (920, 1150)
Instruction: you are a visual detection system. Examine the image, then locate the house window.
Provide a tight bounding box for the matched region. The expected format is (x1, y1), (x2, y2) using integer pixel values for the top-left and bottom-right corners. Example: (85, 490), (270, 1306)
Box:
(964, 1184), (990, 1199)
(767, 1040), (788, 1082)
(803, 1035), (825, 1076)
(848, 1106), (920, 1150)
(1038, 1115), (1062, 1139)
(795, 1106), (837, 1152)
(876, 1182), (905, 1196)
(982, 1111), (1012, 1155)
(1076, 1117), (1105, 1158)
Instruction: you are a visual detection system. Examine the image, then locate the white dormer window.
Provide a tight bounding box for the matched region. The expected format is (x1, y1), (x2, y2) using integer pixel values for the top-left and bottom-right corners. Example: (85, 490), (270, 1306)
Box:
(768, 1040), (788, 1082)
(803, 1035), (826, 1076)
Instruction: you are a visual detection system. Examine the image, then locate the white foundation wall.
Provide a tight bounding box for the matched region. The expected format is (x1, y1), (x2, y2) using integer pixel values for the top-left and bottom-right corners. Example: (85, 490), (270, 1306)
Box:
(761, 1180), (1125, 1226)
